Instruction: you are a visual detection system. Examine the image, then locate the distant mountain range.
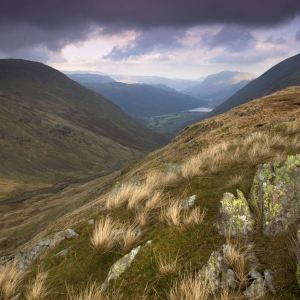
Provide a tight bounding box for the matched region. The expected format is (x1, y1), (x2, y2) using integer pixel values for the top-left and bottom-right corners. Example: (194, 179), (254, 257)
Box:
(66, 73), (115, 84)
(109, 75), (200, 90)
(204, 53), (300, 119)
(0, 59), (168, 196)
(79, 81), (205, 117)
(183, 71), (257, 107)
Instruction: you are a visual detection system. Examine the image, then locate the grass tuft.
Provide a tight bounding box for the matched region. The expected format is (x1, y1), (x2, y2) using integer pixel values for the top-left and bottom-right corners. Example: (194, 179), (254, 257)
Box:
(25, 271), (50, 300)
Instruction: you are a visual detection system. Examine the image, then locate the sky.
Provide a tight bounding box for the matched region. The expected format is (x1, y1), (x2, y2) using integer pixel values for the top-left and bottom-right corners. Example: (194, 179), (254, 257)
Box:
(1, 0), (300, 79)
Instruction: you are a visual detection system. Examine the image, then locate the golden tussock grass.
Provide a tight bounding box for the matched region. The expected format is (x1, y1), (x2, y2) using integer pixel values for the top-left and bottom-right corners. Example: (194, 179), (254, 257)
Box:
(134, 207), (150, 227)
(118, 223), (140, 253)
(226, 174), (245, 188)
(145, 191), (166, 212)
(127, 187), (149, 210)
(106, 183), (135, 209)
(182, 207), (207, 226)
(224, 237), (249, 289)
(66, 281), (123, 300)
(154, 251), (180, 276)
(25, 271), (50, 300)
(90, 218), (120, 253)
(0, 261), (25, 300)
(167, 273), (210, 300)
(159, 200), (182, 227)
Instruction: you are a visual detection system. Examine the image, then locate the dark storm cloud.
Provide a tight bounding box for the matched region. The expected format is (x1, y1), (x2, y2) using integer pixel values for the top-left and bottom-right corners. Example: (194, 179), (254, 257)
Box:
(296, 30), (300, 41)
(1, 0), (300, 52)
(265, 36), (286, 44)
(202, 25), (256, 52)
(104, 28), (185, 60)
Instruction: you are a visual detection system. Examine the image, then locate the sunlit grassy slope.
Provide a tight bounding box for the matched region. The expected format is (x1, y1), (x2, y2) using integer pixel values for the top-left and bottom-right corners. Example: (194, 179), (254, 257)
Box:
(2, 86), (300, 299)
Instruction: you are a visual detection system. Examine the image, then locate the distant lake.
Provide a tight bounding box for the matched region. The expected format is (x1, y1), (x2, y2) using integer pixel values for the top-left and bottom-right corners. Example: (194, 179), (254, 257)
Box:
(186, 107), (213, 113)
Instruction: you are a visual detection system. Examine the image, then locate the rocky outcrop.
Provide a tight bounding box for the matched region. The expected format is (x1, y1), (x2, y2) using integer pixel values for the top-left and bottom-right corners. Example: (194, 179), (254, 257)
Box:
(101, 246), (141, 292)
(164, 162), (181, 175)
(215, 190), (254, 237)
(250, 155), (300, 236)
(178, 195), (196, 210)
(13, 229), (79, 271)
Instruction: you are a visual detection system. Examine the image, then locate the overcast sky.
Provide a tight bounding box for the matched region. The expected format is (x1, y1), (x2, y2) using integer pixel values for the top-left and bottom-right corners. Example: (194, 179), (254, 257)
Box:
(1, 0), (300, 79)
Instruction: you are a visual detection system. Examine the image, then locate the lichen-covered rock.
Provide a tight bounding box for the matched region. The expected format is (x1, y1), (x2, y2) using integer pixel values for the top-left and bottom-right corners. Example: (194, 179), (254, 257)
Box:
(101, 246), (141, 292)
(215, 190), (254, 237)
(164, 162), (181, 175)
(243, 277), (266, 299)
(199, 245), (234, 291)
(16, 229), (78, 270)
(250, 155), (300, 236)
(110, 182), (121, 197)
(178, 195), (197, 210)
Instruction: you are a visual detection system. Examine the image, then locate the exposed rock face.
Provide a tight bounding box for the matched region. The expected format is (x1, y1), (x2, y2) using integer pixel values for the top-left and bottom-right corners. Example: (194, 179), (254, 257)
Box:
(178, 195), (196, 210)
(250, 155), (300, 236)
(243, 277), (266, 299)
(128, 176), (141, 186)
(16, 229), (78, 270)
(215, 190), (254, 237)
(101, 246), (141, 292)
(199, 245), (236, 291)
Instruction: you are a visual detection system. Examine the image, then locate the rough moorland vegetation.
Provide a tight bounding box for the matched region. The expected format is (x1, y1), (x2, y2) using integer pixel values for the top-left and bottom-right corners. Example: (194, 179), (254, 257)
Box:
(1, 86), (300, 299)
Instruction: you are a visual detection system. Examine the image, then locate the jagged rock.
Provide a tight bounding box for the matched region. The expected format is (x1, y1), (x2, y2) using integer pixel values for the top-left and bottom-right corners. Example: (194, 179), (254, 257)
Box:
(250, 154), (300, 236)
(128, 176), (141, 186)
(249, 270), (263, 280)
(264, 269), (277, 295)
(243, 277), (266, 299)
(297, 228), (300, 287)
(226, 269), (237, 289)
(16, 229), (78, 270)
(164, 162), (181, 175)
(178, 195), (197, 210)
(199, 245), (233, 291)
(215, 190), (254, 237)
(101, 246), (141, 292)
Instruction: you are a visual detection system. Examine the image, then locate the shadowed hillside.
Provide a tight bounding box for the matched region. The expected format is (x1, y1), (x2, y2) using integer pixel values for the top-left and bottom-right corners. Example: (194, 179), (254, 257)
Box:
(0, 59), (168, 200)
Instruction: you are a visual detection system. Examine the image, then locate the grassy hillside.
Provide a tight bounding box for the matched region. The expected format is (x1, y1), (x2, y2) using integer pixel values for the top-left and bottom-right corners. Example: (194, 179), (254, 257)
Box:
(80, 82), (205, 116)
(205, 53), (300, 119)
(0, 59), (168, 200)
(2, 86), (300, 299)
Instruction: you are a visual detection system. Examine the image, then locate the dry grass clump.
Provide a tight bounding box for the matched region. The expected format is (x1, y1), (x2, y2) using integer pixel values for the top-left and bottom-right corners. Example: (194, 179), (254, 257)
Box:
(154, 251), (180, 276)
(106, 183), (136, 209)
(90, 218), (120, 253)
(285, 120), (300, 134)
(160, 200), (206, 227)
(118, 224), (140, 253)
(182, 207), (207, 226)
(159, 201), (182, 226)
(181, 154), (204, 179)
(224, 238), (249, 289)
(127, 187), (149, 210)
(0, 261), (25, 300)
(167, 273), (209, 300)
(226, 174), (245, 187)
(25, 271), (50, 300)
(145, 191), (165, 212)
(67, 282), (123, 300)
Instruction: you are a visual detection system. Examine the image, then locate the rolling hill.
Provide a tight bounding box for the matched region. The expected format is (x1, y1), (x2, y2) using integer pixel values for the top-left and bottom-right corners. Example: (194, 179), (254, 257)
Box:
(66, 73), (115, 84)
(204, 53), (300, 119)
(0, 59), (168, 200)
(184, 71), (257, 107)
(78, 81), (205, 117)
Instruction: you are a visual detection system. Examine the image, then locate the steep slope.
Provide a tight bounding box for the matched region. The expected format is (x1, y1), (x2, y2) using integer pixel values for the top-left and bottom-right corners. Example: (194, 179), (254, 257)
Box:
(80, 81), (205, 116)
(2, 87), (300, 299)
(0, 59), (168, 199)
(204, 53), (300, 119)
(184, 71), (257, 107)
(66, 73), (115, 83)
